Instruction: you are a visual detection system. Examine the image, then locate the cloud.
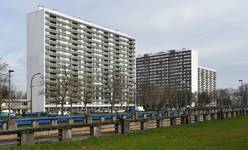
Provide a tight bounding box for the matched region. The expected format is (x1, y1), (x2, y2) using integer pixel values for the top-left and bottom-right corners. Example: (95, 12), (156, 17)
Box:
(0, 0), (248, 90)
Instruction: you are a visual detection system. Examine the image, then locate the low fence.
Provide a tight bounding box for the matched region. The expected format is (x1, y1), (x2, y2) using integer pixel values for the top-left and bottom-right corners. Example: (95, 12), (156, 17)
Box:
(0, 107), (247, 146)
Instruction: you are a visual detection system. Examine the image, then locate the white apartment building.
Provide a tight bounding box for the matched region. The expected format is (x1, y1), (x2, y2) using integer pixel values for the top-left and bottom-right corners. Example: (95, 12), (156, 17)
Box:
(198, 66), (216, 98)
(27, 7), (135, 113)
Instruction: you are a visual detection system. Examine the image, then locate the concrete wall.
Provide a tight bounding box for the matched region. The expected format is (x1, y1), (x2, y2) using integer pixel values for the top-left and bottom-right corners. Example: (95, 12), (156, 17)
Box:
(191, 49), (198, 94)
(27, 10), (45, 112)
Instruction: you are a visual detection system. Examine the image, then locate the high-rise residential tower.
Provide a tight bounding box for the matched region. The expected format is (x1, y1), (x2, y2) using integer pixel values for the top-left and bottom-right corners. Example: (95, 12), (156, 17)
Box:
(198, 66), (216, 104)
(136, 49), (217, 108)
(136, 49), (198, 108)
(27, 7), (135, 112)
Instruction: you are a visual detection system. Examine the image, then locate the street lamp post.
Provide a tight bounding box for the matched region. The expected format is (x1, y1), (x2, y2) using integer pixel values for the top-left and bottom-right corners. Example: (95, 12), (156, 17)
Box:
(30, 73), (41, 113)
(134, 82), (137, 111)
(239, 80), (244, 106)
(8, 70), (14, 118)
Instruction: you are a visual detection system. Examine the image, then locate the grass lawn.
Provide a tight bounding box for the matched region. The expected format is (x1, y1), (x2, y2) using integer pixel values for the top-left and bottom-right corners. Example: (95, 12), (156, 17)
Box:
(4, 117), (248, 150)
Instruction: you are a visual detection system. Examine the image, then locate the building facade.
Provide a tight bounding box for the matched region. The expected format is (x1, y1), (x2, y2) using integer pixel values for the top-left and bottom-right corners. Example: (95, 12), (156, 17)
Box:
(27, 7), (135, 112)
(2, 99), (30, 114)
(136, 49), (198, 108)
(198, 66), (216, 104)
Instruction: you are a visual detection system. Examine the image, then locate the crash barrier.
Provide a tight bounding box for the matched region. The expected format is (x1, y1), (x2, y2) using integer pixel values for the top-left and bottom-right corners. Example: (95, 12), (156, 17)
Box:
(0, 107), (247, 146)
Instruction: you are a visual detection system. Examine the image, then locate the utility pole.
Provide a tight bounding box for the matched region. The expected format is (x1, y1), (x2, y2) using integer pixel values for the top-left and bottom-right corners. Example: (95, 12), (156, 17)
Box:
(8, 70), (14, 119)
(239, 80), (244, 106)
(30, 73), (41, 113)
(134, 81), (137, 111)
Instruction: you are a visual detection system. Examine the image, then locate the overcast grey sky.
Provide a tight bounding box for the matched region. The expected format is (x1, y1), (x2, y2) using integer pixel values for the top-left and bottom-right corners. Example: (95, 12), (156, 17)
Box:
(0, 0), (248, 91)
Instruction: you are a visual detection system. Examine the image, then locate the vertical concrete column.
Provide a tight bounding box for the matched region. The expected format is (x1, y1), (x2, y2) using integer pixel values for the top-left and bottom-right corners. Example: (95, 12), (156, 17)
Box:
(233, 111), (237, 117)
(140, 120), (148, 130)
(7, 120), (17, 130)
(210, 114), (214, 120)
(151, 114), (155, 119)
(68, 118), (74, 125)
(2, 122), (7, 130)
(170, 117), (176, 126)
(192, 115), (196, 123)
(135, 112), (139, 119)
(59, 128), (72, 141)
(207, 114), (211, 121)
(187, 115), (191, 124)
(156, 119), (163, 128)
(143, 114), (147, 119)
(200, 114), (204, 122)
(112, 116), (117, 122)
(180, 116), (186, 124)
(51, 119), (58, 126)
(243, 110), (246, 116)
(32, 120), (39, 128)
(241, 110), (244, 116)
(195, 115), (200, 122)
(219, 111), (224, 119)
(86, 117), (92, 124)
(236, 111), (239, 117)
(90, 125), (101, 137)
(115, 123), (122, 133)
(223, 112), (226, 119)
(158, 113), (163, 117)
(190, 115), (195, 124)
(214, 113), (218, 120)
(18, 131), (34, 145)
(120, 119), (129, 134)
(228, 112), (232, 118)
(100, 117), (105, 122)
(202, 114), (206, 122)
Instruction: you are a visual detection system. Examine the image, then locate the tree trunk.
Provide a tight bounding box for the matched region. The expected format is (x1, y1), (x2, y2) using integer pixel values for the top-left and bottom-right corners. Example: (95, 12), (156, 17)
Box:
(61, 100), (64, 115)
(70, 100), (72, 116)
(0, 102), (2, 112)
(85, 102), (88, 114)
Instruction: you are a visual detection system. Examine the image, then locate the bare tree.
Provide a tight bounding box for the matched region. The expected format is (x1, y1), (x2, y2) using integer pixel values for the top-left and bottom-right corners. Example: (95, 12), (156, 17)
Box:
(216, 89), (232, 107)
(68, 77), (81, 115)
(107, 72), (125, 114)
(82, 76), (93, 114)
(216, 88), (242, 107)
(45, 65), (80, 115)
(0, 58), (8, 112)
(0, 85), (8, 112)
(142, 85), (163, 111)
(15, 91), (23, 99)
(22, 92), (27, 99)
(138, 80), (150, 109)
(125, 89), (133, 112)
(238, 83), (248, 106)
(0, 58), (8, 83)
(198, 92), (211, 106)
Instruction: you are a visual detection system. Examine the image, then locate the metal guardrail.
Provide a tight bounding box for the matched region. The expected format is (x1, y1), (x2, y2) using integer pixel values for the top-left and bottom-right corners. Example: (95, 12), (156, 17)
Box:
(0, 107), (247, 146)
(0, 107), (246, 128)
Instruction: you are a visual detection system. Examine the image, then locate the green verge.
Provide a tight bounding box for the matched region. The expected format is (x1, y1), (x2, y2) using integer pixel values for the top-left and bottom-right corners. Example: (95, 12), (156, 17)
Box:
(4, 117), (248, 150)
